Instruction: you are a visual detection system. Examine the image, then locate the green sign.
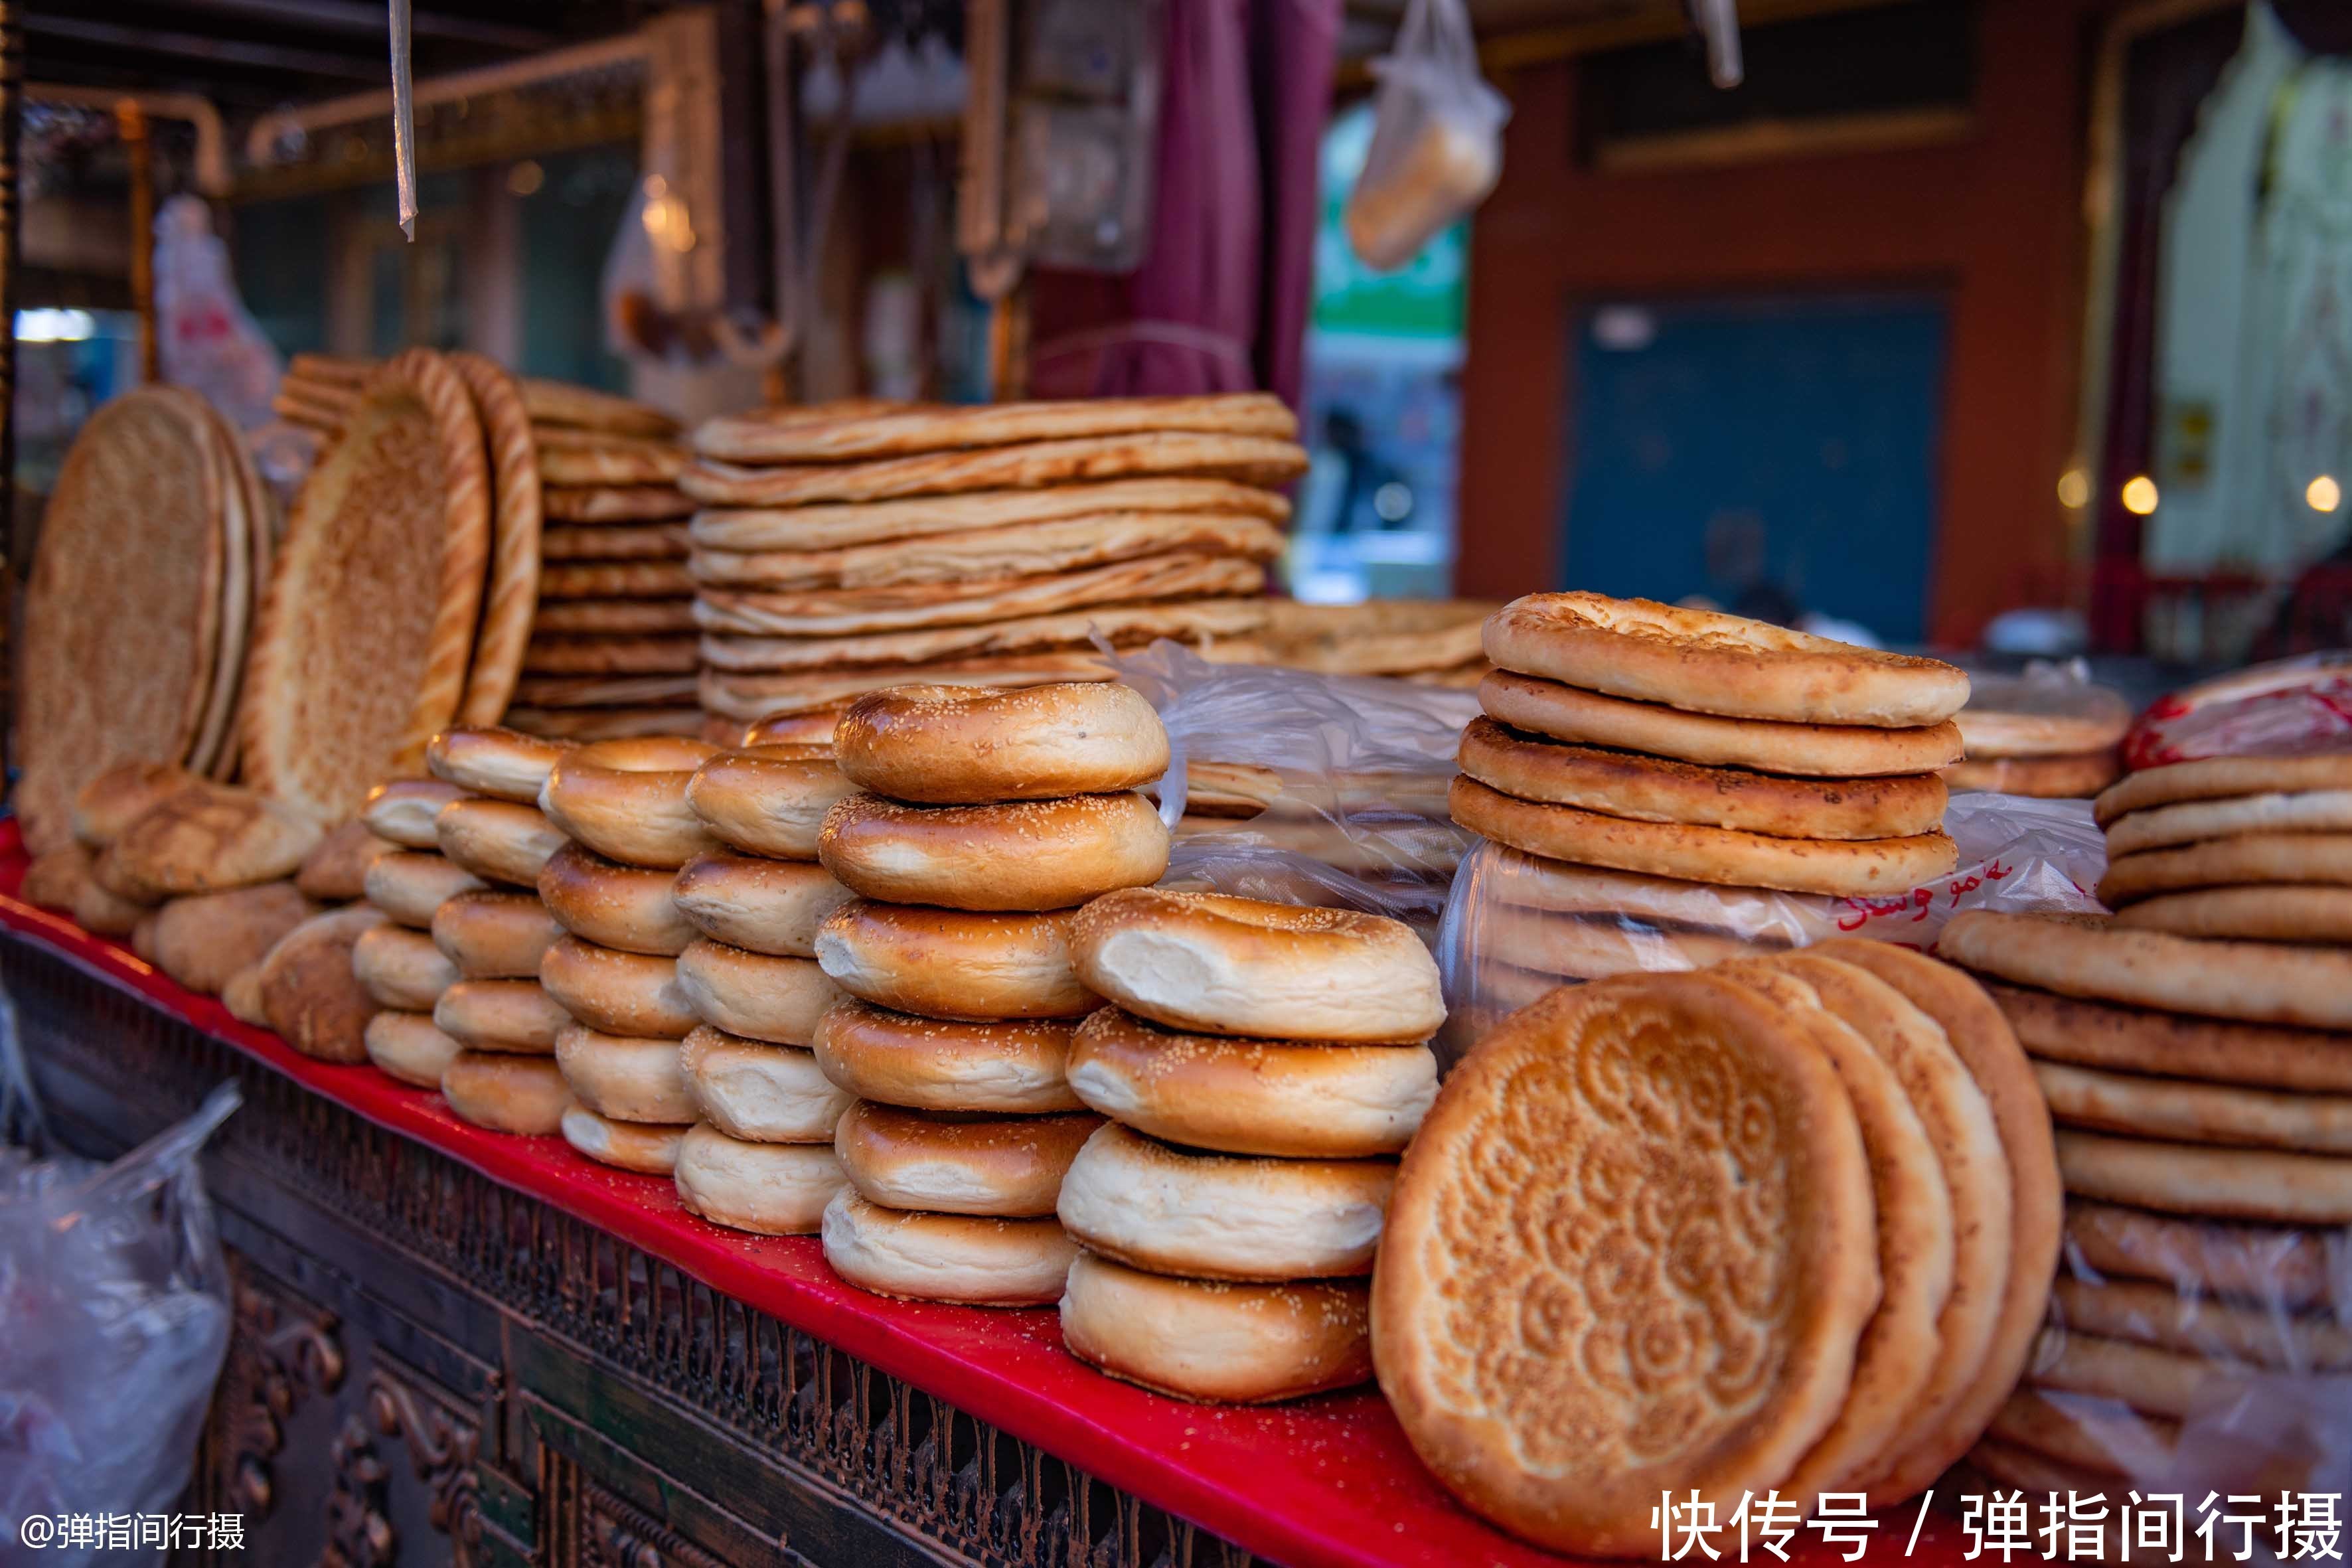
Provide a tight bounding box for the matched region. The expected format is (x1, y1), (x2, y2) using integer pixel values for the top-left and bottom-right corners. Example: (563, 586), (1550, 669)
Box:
(1309, 104), (1469, 341)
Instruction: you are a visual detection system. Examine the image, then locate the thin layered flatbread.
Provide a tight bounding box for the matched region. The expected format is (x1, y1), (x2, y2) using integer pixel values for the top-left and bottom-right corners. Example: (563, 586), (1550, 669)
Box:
(688, 477), (1290, 552)
(688, 511), (1283, 591)
(15, 386), (225, 852)
(1940, 910), (2352, 1030)
(503, 704), (708, 742)
(692, 552), (1265, 637)
(678, 431), (1308, 507)
(1243, 598), (1497, 676)
(522, 635), (698, 676)
(531, 597), (698, 635)
(185, 398), (254, 781)
(543, 485), (694, 523)
(243, 349), (491, 819)
(449, 352), (544, 726)
(520, 378), (678, 439)
(542, 524), (690, 562)
(696, 651), (1122, 722)
(692, 392), (1295, 463)
(536, 433), (687, 487)
(538, 560), (695, 599)
(510, 672), (700, 708)
(696, 594), (1267, 672)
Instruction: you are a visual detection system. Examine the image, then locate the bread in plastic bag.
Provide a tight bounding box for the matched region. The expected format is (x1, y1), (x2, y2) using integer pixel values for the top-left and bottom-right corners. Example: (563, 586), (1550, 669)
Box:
(1108, 638), (1476, 934)
(1343, 0), (1510, 272)
(2124, 651), (2352, 769)
(1, 984), (240, 1560)
(156, 195), (283, 432)
(1434, 789), (2107, 1067)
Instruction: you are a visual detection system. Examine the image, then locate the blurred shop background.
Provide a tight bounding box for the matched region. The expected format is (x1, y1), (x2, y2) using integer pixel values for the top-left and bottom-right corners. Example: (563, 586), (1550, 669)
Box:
(11, 0), (2352, 681)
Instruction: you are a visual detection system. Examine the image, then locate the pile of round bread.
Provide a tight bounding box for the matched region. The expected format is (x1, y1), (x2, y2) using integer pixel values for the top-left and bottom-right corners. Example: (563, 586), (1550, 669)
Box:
(1374, 943), (2059, 1557)
(803, 683), (1175, 1302)
(2094, 753), (2352, 941)
(1946, 668), (2132, 799)
(1055, 887), (1445, 1403)
(1938, 876), (2352, 1496)
(13, 386), (272, 858)
(683, 396), (1303, 732)
(1447, 593), (1970, 1011)
(268, 351), (703, 755)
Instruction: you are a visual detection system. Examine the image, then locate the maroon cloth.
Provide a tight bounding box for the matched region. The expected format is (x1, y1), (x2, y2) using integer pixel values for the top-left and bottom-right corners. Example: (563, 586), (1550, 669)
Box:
(1028, 0), (1339, 409)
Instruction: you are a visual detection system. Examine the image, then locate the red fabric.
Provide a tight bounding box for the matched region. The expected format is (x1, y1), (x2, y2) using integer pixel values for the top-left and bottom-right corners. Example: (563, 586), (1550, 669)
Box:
(0, 828), (1979, 1568)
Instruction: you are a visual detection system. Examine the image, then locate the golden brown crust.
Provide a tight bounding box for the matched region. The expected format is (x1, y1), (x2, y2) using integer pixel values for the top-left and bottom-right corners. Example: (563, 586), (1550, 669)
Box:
(2035, 1057), (2352, 1153)
(502, 706), (709, 742)
(698, 654), (1121, 723)
(2100, 832), (2352, 907)
(260, 904), (388, 1062)
(440, 1050), (571, 1135)
(1450, 775), (1958, 897)
(351, 922), (461, 1011)
(1480, 670), (1963, 779)
(690, 512), (1282, 591)
(541, 486), (694, 524)
(102, 782), (326, 900)
(1989, 979), (2352, 1092)
(2055, 1129), (2352, 1224)
(519, 635), (698, 675)
(694, 392), (1295, 463)
(1372, 972), (1877, 1556)
(834, 1101), (1101, 1217)
(149, 881), (316, 995)
(552, 1022), (695, 1123)
(693, 553), (1266, 639)
(432, 978), (569, 1054)
(1458, 716), (1946, 839)
(819, 1189), (1073, 1303)
(537, 437), (686, 487)
(2094, 753), (2352, 825)
(560, 1105), (686, 1173)
(1954, 675), (2132, 758)
(811, 1001), (1083, 1113)
(538, 935), (697, 1038)
(434, 797), (563, 888)
(364, 850), (487, 929)
(519, 378), (677, 439)
(536, 558), (694, 598)
(448, 352), (544, 727)
(813, 901), (1095, 1019)
(540, 523), (688, 562)
(1059, 1251), (1373, 1405)
(687, 477), (1291, 552)
(670, 852), (852, 959)
(696, 596), (1267, 675)
(1942, 909), (2352, 1030)
(2062, 1198), (2340, 1308)
(360, 779), (469, 849)
(382, 350), (494, 774)
(680, 746), (853, 860)
(185, 396), (254, 781)
(429, 888), (560, 978)
(425, 726), (568, 803)
(509, 673), (698, 709)
(681, 431), (1308, 507)
(363, 1010), (465, 1088)
(1484, 592), (1970, 727)
(295, 819), (395, 902)
(2113, 884), (2352, 943)
(819, 791), (1169, 912)
(71, 761), (200, 850)
(672, 938), (841, 1046)
(1942, 750), (2120, 797)
(540, 737), (720, 868)
(836, 682), (1168, 803)
(530, 597), (699, 635)
(536, 840), (696, 955)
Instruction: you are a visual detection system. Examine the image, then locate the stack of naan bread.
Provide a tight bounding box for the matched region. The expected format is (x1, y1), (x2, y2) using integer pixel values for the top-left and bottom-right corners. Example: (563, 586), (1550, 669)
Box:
(1211, 598), (1497, 688)
(15, 386), (272, 857)
(1938, 872), (2352, 1499)
(1946, 668), (2133, 799)
(272, 352), (700, 748)
(681, 396), (1305, 732)
(1445, 593), (1969, 1015)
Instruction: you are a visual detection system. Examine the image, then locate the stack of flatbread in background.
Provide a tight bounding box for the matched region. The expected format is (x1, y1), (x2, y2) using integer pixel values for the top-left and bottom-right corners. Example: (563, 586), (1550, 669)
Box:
(1937, 904), (2352, 1500)
(1445, 593), (1969, 1012)
(271, 352), (700, 747)
(14, 384), (273, 856)
(1206, 598), (1498, 687)
(1946, 666), (2133, 799)
(682, 396), (1306, 732)
(2095, 753), (2352, 940)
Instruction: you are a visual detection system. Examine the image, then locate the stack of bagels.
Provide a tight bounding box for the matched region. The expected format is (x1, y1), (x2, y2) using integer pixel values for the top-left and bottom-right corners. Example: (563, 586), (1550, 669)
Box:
(1938, 892), (2352, 1495)
(530, 735), (720, 1171)
(683, 397), (1304, 734)
(655, 736), (861, 1235)
(1375, 943), (2059, 1555)
(1946, 668), (2132, 799)
(268, 351), (703, 755)
(1448, 593), (1968, 1005)
(805, 683), (1175, 1304)
(1054, 888), (1445, 1403)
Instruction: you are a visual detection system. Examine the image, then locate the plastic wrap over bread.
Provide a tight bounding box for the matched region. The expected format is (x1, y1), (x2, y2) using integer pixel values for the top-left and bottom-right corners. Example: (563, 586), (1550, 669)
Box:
(1435, 790), (2108, 1066)
(1107, 639), (1478, 933)
(2124, 652), (2352, 769)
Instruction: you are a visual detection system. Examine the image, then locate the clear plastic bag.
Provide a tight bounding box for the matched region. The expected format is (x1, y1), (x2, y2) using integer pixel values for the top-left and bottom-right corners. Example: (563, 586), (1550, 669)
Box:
(1433, 790), (2108, 1067)
(1108, 639), (1478, 933)
(154, 195), (283, 431)
(0, 983), (241, 1561)
(1343, 0), (1510, 272)
(2123, 651), (2352, 769)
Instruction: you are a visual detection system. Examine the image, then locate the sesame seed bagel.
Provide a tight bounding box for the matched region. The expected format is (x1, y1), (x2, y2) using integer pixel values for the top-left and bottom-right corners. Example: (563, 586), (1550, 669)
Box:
(1067, 888), (1443, 1043)
(819, 791), (1170, 911)
(1058, 1124), (1397, 1281)
(560, 1105), (686, 1174)
(742, 709), (841, 746)
(813, 901), (1098, 1020)
(440, 1050), (571, 1135)
(435, 797), (565, 887)
(834, 682), (1169, 803)
(539, 736), (720, 868)
(365, 850), (486, 928)
(433, 979), (568, 1053)
(670, 852), (854, 957)
(1485, 592), (1970, 727)
(684, 745), (856, 860)
(362, 779), (467, 850)
(679, 1026), (851, 1143)
(674, 938), (843, 1046)
(1457, 715), (1948, 840)
(834, 1101), (1103, 1216)
(426, 726), (570, 804)
(673, 1123), (845, 1235)
(351, 923), (461, 1011)
(552, 1022), (696, 1123)
(1067, 1007), (1438, 1158)
(538, 935), (698, 1037)
(431, 889), (564, 979)
(821, 1188), (1077, 1306)
(364, 1010), (463, 1089)
(537, 839), (696, 955)
(812, 1000), (1083, 1113)
(1059, 1251), (1373, 1405)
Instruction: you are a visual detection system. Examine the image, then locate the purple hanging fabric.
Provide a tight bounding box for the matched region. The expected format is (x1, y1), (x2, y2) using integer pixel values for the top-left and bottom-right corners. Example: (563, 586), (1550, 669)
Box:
(1028, 0), (1338, 408)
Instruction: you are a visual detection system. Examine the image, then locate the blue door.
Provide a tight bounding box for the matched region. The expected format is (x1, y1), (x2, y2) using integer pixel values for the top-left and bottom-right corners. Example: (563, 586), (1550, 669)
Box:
(1561, 293), (1948, 646)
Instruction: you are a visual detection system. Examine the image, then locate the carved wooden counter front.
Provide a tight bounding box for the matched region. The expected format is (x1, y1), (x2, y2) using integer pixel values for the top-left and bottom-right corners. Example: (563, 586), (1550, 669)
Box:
(0, 847), (1978, 1568)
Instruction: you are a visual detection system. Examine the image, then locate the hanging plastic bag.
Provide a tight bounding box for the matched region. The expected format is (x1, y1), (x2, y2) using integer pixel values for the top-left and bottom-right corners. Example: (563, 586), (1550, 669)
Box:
(0, 980), (240, 1563)
(154, 195), (283, 430)
(1344, 0), (1510, 272)
(2122, 651), (2352, 769)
